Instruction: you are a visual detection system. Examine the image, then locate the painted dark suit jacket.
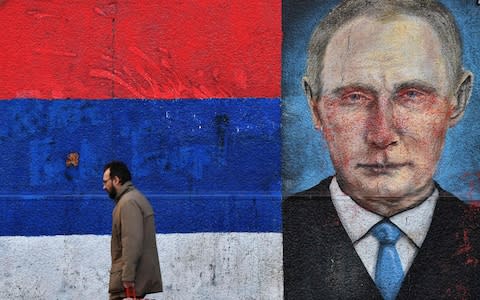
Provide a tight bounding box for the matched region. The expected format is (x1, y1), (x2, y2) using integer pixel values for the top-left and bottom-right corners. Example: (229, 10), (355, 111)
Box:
(283, 177), (480, 299)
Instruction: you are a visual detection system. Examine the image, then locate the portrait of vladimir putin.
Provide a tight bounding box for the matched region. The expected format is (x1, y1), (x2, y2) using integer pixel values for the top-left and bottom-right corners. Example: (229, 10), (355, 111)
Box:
(282, 0), (480, 299)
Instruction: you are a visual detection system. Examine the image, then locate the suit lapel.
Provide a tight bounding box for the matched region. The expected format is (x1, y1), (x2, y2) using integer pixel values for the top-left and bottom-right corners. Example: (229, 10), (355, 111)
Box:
(283, 177), (382, 299)
(397, 190), (468, 299)
(316, 195), (381, 299)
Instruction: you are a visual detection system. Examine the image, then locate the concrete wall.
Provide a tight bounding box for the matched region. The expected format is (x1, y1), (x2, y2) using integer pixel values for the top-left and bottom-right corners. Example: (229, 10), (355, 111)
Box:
(3, 1), (478, 299)
(0, 233), (282, 299)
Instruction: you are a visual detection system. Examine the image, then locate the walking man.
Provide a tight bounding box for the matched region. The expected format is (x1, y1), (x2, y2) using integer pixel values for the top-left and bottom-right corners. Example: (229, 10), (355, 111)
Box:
(103, 161), (163, 299)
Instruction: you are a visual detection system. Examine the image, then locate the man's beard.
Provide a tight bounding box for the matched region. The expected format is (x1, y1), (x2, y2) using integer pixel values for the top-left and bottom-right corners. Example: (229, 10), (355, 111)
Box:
(108, 186), (117, 200)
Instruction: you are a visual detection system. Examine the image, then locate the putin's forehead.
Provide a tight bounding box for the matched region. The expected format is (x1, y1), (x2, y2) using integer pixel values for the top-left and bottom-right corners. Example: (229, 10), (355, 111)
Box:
(320, 15), (451, 97)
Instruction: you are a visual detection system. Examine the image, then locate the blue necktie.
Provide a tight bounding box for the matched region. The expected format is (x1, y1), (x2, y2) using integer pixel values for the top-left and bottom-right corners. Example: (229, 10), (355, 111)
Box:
(372, 221), (404, 300)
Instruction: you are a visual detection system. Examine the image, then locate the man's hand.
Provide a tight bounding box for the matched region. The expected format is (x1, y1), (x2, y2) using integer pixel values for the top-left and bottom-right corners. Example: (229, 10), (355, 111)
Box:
(123, 281), (137, 299)
(122, 281), (135, 289)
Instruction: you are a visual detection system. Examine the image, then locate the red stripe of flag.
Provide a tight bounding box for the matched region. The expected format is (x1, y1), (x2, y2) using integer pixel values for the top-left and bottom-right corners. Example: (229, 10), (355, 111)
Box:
(0, 1), (281, 100)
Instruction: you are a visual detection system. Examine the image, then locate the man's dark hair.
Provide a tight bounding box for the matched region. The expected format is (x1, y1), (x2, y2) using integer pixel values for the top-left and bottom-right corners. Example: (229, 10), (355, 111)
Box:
(104, 161), (132, 184)
(305, 0), (464, 98)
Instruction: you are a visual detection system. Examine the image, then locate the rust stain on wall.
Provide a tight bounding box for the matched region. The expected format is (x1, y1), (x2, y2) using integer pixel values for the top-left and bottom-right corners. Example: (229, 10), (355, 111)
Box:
(66, 152), (79, 167)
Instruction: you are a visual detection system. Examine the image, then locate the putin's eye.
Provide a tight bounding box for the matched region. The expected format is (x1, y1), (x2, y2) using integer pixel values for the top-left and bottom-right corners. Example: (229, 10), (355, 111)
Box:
(406, 90), (419, 98)
(398, 89), (428, 102)
(348, 93), (363, 101)
(342, 92), (371, 104)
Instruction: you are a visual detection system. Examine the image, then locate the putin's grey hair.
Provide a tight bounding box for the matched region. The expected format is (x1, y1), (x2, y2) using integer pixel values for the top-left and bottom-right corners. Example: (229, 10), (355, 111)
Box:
(305, 0), (464, 98)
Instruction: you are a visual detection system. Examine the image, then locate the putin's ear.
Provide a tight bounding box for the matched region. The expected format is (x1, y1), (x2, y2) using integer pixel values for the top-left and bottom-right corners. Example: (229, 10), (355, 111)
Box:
(303, 77), (323, 131)
(449, 71), (473, 127)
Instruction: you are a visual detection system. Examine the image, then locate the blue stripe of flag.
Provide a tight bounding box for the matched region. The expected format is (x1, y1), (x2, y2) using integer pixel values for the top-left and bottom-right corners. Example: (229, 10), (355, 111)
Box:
(0, 98), (281, 236)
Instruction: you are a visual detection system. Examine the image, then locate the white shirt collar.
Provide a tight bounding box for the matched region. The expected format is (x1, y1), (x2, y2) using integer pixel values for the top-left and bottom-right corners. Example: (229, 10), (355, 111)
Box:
(330, 176), (438, 247)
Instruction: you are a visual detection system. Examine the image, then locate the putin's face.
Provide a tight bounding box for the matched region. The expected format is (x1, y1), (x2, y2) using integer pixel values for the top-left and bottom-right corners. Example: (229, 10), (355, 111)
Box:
(309, 15), (470, 212)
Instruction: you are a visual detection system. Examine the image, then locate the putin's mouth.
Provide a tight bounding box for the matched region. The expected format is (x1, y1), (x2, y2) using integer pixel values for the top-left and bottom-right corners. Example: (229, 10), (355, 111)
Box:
(356, 162), (412, 175)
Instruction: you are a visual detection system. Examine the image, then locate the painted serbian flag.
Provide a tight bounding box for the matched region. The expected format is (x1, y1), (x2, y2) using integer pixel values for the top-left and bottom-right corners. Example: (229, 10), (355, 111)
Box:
(0, 1), (282, 299)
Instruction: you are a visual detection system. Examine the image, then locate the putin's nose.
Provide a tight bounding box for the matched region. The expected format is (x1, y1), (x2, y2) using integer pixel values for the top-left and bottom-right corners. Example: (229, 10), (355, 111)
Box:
(366, 101), (399, 149)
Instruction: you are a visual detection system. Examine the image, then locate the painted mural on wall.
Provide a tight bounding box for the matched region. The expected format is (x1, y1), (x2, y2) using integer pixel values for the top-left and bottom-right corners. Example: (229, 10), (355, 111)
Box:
(0, 1), (282, 299)
(282, 0), (480, 299)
